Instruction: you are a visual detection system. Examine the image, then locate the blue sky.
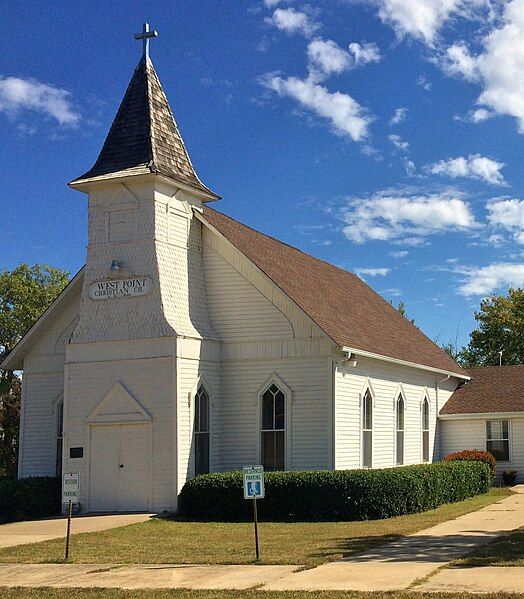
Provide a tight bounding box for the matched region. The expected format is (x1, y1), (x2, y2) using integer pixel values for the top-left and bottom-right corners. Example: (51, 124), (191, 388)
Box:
(1, 0), (524, 348)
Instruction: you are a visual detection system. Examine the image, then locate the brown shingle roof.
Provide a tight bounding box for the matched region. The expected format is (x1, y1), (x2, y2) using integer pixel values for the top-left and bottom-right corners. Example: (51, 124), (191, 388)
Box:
(202, 207), (467, 377)
(441, 365), (524, 414)
(71, 57), (219, 199)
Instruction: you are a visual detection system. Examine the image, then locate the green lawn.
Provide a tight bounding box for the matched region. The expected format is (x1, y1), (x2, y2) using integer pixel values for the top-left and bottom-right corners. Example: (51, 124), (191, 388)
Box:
(0, 489), (509, 566)
(0, 588), (523, 599)
(455, 526), (524, 567)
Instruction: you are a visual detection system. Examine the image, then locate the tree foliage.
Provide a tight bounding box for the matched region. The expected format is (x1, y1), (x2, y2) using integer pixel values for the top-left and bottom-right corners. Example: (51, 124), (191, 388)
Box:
(0, 264), (68, 477)
(460, 288), (524, 367)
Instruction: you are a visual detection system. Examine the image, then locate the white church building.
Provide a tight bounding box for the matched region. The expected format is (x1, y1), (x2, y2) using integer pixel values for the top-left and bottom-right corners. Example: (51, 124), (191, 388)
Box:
(3, 35), (523, 513)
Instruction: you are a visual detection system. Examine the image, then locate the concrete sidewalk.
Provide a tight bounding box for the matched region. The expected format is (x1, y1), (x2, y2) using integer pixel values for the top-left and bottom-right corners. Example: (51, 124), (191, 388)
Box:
(418, 566), (524, 594)
(0, 488), (522, 592)
(0, 514), (152, 548)
(0, 563), (298, 590)
(265, 486), (524, 591)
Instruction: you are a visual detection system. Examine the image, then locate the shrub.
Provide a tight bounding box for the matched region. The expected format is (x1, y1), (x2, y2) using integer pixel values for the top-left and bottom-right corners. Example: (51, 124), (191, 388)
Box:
(0, 477), (61, 524)
(444, 450), (497, 478)
(178, 461), (491, 522)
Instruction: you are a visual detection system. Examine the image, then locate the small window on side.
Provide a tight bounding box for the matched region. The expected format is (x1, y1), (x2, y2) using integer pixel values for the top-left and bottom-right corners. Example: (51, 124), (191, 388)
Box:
(486, 420), (510, 461)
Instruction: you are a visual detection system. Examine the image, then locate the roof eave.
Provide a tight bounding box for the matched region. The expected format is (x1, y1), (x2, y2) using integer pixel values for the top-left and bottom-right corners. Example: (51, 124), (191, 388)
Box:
(69, 170), (220, 202)
(0, 269), (84, 371)
(341, 346), (470, 380)
(439, 410), (524, 419)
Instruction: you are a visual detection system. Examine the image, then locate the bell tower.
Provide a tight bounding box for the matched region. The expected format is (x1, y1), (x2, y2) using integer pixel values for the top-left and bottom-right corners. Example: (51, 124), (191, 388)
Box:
(63, 25), (220, 513)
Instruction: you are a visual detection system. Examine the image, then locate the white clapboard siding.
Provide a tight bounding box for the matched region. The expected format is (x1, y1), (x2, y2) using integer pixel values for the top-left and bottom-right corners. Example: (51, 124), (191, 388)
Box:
(202, 227), (324, 342)
(18, 284), (82, 478)
(440, 416), (524, 483)
(64, 347), (177, 512)
(335, 356), (459, 470)
(215, 357), (331, 472)
(176, 355), (221, 494)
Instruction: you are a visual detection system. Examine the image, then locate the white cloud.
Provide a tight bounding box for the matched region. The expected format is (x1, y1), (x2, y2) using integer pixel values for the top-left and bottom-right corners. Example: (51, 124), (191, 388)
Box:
(263, 74), (371, 141)
(376, 0), (463, 45)
(264, 0), (282, 6)
(347, 42), (381, 66)
(487, 198), (524, 243)
(388, 133), (410, 151)
(389, 107), (408, 126)
(390, 250), (409, 258)
(457, 262), (524, 296)
(307, 39), (353, 79)
(307, 39), (381, 81)
(440, 0), (524, 133)
(455, 108), (494, 123)
(442, 42), (479, 80)
(0, 76), (79, 126)
(376, 0), (496, 46)
(417, 75), (432, 90)
(425, 154), (506, 185)
(341, 190), (478, 244)
(355, 267), (391, 277)
(265, 8), (320, 36)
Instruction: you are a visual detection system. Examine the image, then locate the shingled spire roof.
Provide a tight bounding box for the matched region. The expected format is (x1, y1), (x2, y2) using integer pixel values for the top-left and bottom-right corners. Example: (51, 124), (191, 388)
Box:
(70, 56), (219, 200)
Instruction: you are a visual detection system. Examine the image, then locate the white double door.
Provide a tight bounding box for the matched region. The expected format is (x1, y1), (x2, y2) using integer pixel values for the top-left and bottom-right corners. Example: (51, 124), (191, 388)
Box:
(89, 423), (151, 512)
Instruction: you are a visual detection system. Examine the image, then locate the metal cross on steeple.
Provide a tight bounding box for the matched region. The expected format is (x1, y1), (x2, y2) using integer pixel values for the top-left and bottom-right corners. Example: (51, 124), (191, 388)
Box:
(134, 22), (158, 59)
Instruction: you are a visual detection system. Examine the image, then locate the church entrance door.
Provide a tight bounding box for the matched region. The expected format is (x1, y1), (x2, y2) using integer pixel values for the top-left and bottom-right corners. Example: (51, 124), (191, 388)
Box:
(89, 423), (150, 512)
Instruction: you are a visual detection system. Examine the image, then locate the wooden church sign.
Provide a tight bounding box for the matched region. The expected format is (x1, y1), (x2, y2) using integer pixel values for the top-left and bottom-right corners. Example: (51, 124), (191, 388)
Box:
(88, 277), (151, 300)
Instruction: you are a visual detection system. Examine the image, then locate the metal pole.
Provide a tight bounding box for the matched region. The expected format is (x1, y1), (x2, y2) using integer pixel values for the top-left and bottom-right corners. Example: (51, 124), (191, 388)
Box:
(65, 500), (72, 561)
(253, 497), (260, 561)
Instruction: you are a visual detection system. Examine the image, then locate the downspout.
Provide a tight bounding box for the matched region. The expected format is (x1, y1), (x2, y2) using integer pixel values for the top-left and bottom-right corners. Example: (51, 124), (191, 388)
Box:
(435, 374), (451, 460)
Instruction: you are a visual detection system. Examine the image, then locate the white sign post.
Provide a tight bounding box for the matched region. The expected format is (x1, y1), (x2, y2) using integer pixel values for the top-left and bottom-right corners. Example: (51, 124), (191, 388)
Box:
(62, 473), (79, 561)
(243, 466), (264, 560)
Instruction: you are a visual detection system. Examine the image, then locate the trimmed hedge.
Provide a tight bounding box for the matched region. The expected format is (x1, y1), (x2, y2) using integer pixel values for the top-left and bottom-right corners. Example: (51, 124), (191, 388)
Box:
(0, 477), (61, 524)
(444, 450), (497, 478)
(178, 461), (490, 521)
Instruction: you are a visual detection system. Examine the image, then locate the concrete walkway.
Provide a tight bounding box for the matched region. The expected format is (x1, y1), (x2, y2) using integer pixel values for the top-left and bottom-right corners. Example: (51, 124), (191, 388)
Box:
(0, 514), (152, 548)
(265, 486), (524, 592)
(0, 564), (298, 590)
(418, 566), (524, 594)
(0, 488), (522, 592)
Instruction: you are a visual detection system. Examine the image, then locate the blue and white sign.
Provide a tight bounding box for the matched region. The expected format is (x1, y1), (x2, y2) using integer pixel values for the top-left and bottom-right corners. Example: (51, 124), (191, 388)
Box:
(243, 466), (265, 499)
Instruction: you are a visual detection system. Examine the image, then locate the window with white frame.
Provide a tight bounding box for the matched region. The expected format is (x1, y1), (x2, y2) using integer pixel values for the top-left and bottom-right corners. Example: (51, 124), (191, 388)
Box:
(194, 385), (210, 476)
(396, 395), (405, 466)
(362, 390), (373, 468)
(486, 420), (510, 461)
(422, 397), (430, 462)
(56, 401), (64, 477)
(261, 383), (285, 471)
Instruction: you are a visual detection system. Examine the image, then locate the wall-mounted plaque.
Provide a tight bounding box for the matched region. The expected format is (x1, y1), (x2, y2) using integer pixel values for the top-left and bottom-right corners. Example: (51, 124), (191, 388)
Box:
(88, 277), (151, 300)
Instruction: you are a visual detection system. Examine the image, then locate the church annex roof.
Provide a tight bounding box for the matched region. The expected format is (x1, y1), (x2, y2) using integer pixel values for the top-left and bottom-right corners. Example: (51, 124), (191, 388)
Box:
(202, 207), (468, 378)
(70, 56), (219, 200)
(441, 365), (524, 415)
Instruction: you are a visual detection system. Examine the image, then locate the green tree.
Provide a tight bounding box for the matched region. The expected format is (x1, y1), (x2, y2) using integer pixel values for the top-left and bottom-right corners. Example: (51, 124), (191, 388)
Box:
(460, 288), (524, 367)
(0, 264), (69, 477)
(397, 301), (415, 325)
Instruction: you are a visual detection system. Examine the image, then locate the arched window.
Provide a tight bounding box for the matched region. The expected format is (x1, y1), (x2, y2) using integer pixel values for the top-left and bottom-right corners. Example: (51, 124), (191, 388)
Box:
(422, 397), (430, 462)
(362, 389), (373, 468)
(396, 395), (405, 466)
(56, 401), (64, 477)
(261, 383), (285, 471)
(194, 385), (210, 476)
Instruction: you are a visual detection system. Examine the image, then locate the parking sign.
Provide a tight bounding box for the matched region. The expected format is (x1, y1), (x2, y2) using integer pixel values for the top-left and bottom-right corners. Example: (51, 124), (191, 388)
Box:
(62, 473), (79, 503)
(243, 465), (265, 499)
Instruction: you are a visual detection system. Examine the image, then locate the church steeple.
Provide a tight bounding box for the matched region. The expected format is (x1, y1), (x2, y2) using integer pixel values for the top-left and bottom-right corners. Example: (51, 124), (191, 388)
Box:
(71, 38), (219, 201)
